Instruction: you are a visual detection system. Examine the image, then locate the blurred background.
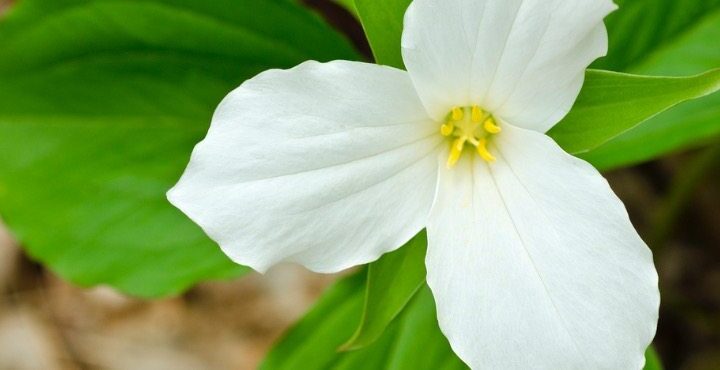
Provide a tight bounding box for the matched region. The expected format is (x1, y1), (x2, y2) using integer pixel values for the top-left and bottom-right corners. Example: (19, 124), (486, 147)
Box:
(1, 0), (719, 369)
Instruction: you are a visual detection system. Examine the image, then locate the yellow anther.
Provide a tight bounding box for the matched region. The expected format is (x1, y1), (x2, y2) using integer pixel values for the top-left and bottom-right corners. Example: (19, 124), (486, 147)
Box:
(451, 107), (464, 121)
(483, 117), (501, 134)
(440, 122), (455, 136)
(471, 106), (484, 122)
(477, 138), (496, 162)
(447, 138), (465, 168)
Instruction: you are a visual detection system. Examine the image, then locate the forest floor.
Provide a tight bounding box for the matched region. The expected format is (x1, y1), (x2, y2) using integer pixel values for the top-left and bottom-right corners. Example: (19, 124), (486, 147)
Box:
(0, 227), (336, 370)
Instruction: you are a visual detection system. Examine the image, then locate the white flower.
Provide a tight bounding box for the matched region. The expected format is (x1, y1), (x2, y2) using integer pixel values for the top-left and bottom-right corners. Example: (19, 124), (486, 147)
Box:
(168, 0), (659, 368)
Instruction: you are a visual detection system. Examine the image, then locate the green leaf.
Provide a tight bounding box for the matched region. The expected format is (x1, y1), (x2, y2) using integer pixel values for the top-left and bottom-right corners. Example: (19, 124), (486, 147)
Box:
(353, 0), (410, 68)
(341, 231), (427, 350)
(332, 0), (359, 17)
(644, 346), (664, 370)
(264, 273), (663, 370)
(548, 69), (720, 156)
(594, 0), (720, 72)
(368, 287), (467, 370)
(260, 271), (368, 370)
(0, 0), (359, 297)
(262, 272), (467, 370)
(583, 9), (720, 169)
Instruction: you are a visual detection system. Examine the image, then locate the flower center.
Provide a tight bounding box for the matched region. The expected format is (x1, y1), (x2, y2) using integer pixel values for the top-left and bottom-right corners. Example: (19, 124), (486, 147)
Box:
(440, 105), (501, 168)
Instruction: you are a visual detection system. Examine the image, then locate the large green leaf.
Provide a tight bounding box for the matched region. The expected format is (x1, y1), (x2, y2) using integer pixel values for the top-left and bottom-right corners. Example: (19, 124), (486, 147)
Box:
(264, 273), (661, 370)
(584, 9), (720, 169)
(262, 272), (467, 370)
(353, 0), (410, 69)
(0, 0), (359, 297)
(594, 0), (720, 71)
(549, 69), (720, 156)
(260, 271), (368, 370)
(341, 231), (427, 350)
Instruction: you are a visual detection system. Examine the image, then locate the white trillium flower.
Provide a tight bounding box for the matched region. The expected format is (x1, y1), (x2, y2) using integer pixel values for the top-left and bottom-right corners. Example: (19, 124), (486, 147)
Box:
(168, 0), (659, 368)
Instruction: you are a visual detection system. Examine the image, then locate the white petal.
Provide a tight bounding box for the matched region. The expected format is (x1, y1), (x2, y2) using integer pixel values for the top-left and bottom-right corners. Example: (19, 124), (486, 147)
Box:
(401, 0), (616, 132)
(169, 60), (442, 273)
(426, 125), (659, 369)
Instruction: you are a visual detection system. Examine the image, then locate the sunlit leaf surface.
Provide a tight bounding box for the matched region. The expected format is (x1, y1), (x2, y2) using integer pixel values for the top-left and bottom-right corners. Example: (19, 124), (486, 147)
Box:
(585, 9), (720, 169)
(0, 0), (359, 297)
(551, 69), (720, 157)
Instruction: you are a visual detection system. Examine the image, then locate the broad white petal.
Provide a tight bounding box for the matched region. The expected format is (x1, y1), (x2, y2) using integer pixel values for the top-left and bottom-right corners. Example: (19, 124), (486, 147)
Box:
(169, 60), (442, 273)
(401, 0), (615, 132)
(426, 125), (658, 369)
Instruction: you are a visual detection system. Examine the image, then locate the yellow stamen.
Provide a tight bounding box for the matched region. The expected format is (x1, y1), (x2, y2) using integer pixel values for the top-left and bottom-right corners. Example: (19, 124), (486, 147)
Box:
(441, 105), (502, 167)
(483, 117), (501, 134)
(440, 122), (455, 136)
(477, 138), (496, 162)
(455, 136), (467, 151)
(447, 137), (465, 168)
(451, 107), (464, 121)
(471, 105), (483, 122)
